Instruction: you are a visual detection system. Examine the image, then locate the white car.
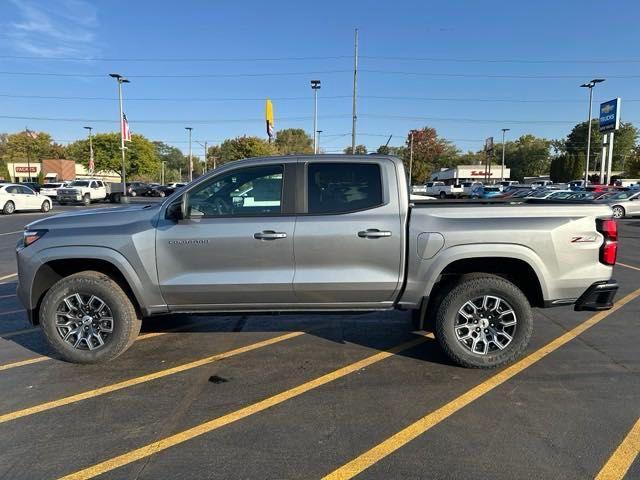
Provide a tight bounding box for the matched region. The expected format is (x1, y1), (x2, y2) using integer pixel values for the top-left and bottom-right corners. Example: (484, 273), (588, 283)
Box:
(57, 179), (107, 205)
(40, 182), (69, 199)
(0, 184), (52, 214)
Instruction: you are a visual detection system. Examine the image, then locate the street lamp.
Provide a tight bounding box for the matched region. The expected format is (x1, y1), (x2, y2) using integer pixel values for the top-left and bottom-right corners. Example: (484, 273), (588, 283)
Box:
(185, 127), (193, 182)
(195, 140), (208, 175)
(316, 130), (323, 153)
(109, 73), (130, 200)
(311, 80), (321, 154)
(580, 78), (605, 185)
(83, 126), (94, 175)
(500, 128), (510, 182)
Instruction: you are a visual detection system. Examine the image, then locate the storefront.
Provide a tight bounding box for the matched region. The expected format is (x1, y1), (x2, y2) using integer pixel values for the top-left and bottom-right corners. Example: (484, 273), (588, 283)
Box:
(5, 160), (121, 183)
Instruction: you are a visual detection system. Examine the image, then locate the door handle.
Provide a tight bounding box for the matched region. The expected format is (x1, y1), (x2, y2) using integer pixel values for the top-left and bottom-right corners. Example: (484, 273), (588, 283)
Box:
(254, 230), (287, 240)
(358, 229), (392, 238)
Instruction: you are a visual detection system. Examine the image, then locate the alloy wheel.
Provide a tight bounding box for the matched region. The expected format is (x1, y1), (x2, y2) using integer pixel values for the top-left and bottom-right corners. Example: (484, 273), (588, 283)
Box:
(55, 293), (114, 350)
(454, 295), (517, 355)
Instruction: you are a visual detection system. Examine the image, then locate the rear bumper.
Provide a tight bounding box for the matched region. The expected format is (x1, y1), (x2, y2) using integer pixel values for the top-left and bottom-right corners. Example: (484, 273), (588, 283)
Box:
(574, 280), (619, 311)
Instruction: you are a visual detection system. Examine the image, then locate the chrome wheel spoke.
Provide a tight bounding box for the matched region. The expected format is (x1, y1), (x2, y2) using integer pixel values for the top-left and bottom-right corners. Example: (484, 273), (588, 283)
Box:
(56, 293), (113, 351)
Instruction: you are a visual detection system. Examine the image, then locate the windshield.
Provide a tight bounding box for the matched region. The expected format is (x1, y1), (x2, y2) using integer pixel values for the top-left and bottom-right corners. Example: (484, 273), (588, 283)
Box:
(69, 181), (89, 187)
(44, 183), (62, 188)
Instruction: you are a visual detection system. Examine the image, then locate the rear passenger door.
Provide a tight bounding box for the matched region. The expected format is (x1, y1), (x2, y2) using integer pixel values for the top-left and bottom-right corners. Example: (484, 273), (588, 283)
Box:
(293, 160), (404, 305)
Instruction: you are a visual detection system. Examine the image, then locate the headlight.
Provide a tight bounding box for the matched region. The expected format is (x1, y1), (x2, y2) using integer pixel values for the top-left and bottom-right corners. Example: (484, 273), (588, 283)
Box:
(23, 229), (47, 247)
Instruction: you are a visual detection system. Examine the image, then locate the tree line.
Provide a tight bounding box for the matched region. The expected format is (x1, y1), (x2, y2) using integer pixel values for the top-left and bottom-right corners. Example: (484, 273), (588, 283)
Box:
(0, 121), (638, 184)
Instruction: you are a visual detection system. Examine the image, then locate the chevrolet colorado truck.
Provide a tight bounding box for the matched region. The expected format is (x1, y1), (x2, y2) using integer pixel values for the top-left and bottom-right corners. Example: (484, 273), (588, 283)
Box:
(16, 155), (619, 367)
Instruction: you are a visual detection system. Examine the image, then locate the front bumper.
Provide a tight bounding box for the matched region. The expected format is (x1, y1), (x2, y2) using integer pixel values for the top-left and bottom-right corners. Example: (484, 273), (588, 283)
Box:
(574, 280), (619, 311)
(57, 193), (83, 202)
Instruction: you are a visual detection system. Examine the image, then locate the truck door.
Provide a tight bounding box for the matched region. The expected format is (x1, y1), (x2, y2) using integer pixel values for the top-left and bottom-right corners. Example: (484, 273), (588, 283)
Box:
(293, 160), (404, 305)
(156, 163), (297, 307)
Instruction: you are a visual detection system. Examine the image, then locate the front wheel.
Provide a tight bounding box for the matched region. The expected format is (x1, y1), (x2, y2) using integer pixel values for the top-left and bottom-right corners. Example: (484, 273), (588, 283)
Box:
(435, 274), (533, 369)
(612, 205), (625, 219)
(439, 191), (447, 199)
(39, 271), (141, 364)
(83, 193), (91, 206)
(41, 200), (51, 213)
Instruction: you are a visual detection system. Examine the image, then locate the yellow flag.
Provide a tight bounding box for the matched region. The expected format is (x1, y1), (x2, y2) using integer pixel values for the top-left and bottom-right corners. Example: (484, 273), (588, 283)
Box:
(265, 99), (274, 139)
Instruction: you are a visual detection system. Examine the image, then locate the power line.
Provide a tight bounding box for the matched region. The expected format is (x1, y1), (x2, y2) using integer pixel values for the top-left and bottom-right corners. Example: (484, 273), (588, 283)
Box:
(360, 114), (640, 125)
(361, 55), (640, 64)
(360, 69), (640, 80)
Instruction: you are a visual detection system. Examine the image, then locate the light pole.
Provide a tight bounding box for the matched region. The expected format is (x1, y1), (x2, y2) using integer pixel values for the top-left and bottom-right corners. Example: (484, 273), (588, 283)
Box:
(185, 127), (193, 182)
(161, 161), (166, 185)
(316, 130), (322, 153)
(500, 128), (510, 182)
(24, 128), (37, 182)
(195, 140), (208, 174)
(580, 78), (605, 185)
(311, 80), (321, 154)
(83, 126), (94, 174)
(109, 73), (130, 200)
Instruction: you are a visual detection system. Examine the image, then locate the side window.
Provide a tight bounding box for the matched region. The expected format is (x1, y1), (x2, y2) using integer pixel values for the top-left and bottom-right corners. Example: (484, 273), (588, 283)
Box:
(6, 186), (18, 194)
(307, 163), (383, 214)
(19, 186), (34, 195)
(186, 165), (283, 217)
(96, 181), (103, 188)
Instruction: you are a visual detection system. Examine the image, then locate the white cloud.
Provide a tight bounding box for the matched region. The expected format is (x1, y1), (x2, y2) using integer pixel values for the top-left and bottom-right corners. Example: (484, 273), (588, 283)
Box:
(5, 0), (99, 58)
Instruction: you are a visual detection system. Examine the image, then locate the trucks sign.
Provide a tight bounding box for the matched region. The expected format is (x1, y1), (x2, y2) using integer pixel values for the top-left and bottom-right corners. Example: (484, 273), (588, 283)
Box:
(599, 98), (621, 133)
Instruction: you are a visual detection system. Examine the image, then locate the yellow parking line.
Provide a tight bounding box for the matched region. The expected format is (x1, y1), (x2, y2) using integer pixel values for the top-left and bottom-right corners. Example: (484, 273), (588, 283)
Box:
(1, 326), (37, 338)
(58, 334), (433, 480)
(322, 287), (640, 480)
(618, 262), (640, 272)
(0, 273), (17, 283)
(0, 331), (305, 425)
(595, 417), (640, 480)
(0, 356), (49, 371)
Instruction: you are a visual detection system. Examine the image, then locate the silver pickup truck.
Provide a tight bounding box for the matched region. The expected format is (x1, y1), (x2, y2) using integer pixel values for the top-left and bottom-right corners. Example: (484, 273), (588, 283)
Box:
(16, 155), (618, 368)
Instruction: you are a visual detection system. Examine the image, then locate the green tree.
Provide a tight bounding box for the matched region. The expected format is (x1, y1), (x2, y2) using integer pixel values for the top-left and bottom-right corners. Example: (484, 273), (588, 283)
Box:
(274, 128), (313, 154)
(499, 135), (552, 181)
(218, 136), (277, 164)
(153, 141), (185, 172)
(626, 146), (640, 177)
(0, 130), (66, 162)
(400, 127), (460, 184)
(66, 132), (159, 180)
(344, 144), (368, 155)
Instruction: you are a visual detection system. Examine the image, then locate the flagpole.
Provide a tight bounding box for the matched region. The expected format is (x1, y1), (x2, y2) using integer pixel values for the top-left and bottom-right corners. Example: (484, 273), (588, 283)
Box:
(110, 73), (130, 201)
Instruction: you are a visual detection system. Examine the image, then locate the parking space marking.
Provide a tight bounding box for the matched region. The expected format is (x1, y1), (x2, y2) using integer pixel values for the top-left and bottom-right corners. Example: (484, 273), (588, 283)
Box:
(0, 273), (17, 283)
(0, 331), (305, 425)
(618, 262), (640, 272)
(595, 417), (640, 480)
(1, 326), (36, 339)
(322, 287), (640, 480)
(0, 309), (24, 316)
(0, 356), (49, 371)
(0, 230), (22, 236)
(0, 294), (16, 299)
(58, 334), (433, 480)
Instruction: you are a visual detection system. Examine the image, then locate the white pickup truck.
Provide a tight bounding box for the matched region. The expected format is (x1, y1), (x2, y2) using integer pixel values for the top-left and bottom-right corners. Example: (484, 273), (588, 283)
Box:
(425, 181), (464, 199)
(57, 179), (108, 205)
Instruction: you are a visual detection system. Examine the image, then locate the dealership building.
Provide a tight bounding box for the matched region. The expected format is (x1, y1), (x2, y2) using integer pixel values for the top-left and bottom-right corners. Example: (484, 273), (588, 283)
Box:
(429, 164), (511, 184)
(3, 159), (121, 183)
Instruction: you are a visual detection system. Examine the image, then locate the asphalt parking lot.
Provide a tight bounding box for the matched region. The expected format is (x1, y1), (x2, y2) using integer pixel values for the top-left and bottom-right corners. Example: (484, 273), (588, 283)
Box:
(0, 202), (638, 479)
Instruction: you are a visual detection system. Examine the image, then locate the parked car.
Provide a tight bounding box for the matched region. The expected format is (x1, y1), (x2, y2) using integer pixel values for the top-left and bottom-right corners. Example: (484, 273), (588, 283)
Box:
(20, 182), (42, 192)
(57, 179), (108, 205)
(498, 181), (519, 188)
(525, 189), (573, 200)
(0, 183), (52, 214)
(126, 182), (153, 197)
(40, 182), (70, 199)
(151, 183), (185, 197)
(425, 181), (464, 199)
(469, 185), (503, 199)
(461, 181), (483, 197)
(531, 180), (554, 188)
(17, 155), (618, 367)
(598, 190), (640, 218)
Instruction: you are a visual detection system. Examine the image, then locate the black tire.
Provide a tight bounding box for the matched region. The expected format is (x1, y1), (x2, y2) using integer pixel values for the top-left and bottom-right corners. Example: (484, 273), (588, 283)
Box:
(41, 200), (51, 213)
(113, 193), (122, 203)
(435, 274), (533, 369)
(2, 200), (15, 214)
(130, 191), (137, 197)
(39, 271), (141, 364)
(83, 193), (91, 206)
(612, 205), (625, 219)
(439, 191), (447, 199)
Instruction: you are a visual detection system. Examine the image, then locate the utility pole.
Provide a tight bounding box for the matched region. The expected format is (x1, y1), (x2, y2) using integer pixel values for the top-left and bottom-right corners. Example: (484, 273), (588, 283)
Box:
(161, 161), (166, 184)
(109, 73), (130, 200)
(351, 28), (359, 153)
(311, 80), (321, 154)
(316, 130), (322, 153)
(84, 126), (94, 174)
(185, 127), (193, 182)
(580, 78), (605, 185)
(203, 140), (208, 174)
(500, 128), (510, 182)
(24, 127), (36, 182)
(409, 132), (414, 186)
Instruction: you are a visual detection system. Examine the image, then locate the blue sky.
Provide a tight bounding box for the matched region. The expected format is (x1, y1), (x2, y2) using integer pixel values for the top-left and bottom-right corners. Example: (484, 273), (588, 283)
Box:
(0, 0), (638, 157)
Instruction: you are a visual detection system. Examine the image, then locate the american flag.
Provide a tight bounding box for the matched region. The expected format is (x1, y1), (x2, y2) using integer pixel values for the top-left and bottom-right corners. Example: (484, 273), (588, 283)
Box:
(122, 113), (132, 142)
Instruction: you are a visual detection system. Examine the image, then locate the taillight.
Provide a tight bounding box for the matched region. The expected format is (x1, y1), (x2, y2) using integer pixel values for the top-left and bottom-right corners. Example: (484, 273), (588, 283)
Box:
(597, 219), (618, 266)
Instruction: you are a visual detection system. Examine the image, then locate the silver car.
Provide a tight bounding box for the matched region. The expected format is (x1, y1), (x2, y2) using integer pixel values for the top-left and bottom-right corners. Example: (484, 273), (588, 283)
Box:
(600, 191), (640, 218)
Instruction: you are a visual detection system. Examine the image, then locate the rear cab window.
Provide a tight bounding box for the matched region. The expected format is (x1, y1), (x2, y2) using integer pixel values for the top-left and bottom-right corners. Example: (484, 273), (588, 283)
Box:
(307, 163), (383, 214)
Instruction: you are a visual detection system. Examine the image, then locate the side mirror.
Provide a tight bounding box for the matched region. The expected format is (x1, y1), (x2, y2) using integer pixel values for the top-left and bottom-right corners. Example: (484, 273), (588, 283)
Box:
(166, 199), (184, 221)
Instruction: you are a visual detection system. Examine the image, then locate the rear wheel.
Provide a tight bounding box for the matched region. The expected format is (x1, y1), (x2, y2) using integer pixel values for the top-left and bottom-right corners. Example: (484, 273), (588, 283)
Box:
(2, 200), (15, 214)
(130, 191), (137, 197)
(435, 274), (533, 369)
(39, 271), (141, 364)
(82, 193), (91, 206)
(41, 200), (50, 213)
(612, 205), (625, 219)
(439, 191), (447, 199)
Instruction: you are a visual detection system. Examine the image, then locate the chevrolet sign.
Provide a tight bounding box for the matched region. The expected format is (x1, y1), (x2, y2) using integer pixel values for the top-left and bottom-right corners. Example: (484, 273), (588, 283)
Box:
(599, 98), (621, 133)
